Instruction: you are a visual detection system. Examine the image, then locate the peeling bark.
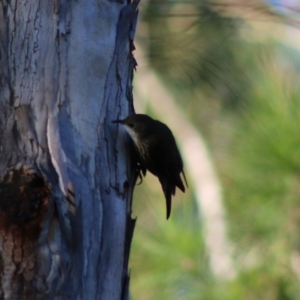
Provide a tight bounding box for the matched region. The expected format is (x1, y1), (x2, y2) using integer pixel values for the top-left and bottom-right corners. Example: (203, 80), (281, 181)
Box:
(0, 0), (139, 299)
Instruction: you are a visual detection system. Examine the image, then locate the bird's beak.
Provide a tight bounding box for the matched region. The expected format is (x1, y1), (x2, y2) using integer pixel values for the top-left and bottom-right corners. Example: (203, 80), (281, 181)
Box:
(111, 119), (124, 124)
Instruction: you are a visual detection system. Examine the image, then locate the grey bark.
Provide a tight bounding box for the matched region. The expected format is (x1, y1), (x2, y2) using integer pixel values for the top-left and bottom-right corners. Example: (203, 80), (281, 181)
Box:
(0, 0), (139, 299)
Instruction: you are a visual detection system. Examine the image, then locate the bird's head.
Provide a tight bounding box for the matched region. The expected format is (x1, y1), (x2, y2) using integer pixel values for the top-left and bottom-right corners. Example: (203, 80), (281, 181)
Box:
(112, 114), (154, 144)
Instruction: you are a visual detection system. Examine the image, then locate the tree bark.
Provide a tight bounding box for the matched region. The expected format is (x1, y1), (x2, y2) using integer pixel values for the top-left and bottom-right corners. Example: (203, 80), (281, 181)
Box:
(0, 0), (139, 299)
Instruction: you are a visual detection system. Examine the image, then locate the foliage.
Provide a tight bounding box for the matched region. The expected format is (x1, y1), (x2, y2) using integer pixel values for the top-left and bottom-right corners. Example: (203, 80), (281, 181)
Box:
(130, 0), (300, 299)
(220, 50), (300, 299)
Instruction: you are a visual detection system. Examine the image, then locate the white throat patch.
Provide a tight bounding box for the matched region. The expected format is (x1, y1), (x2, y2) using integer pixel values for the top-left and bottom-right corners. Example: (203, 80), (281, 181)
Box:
(124, 125), (139, 146)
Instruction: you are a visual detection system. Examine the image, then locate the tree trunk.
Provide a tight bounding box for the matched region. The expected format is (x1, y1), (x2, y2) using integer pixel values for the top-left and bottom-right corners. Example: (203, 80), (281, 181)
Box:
(0, 0), (139, 299)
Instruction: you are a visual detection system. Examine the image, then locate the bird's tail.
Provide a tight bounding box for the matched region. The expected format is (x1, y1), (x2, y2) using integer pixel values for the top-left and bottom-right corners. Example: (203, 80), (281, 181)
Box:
(159, 177), (175, 220)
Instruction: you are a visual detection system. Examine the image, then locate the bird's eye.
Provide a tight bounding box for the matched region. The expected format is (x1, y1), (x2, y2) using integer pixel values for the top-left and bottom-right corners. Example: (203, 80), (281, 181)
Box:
(128, 123), (135, 128)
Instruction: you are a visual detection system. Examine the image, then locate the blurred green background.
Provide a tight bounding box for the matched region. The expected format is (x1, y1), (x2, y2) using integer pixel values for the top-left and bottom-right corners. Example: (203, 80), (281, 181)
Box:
(129, 1), (300, 299)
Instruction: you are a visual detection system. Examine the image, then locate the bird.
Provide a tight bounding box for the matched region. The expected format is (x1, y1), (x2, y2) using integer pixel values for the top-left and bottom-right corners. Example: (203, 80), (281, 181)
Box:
(112, 114), (187, 219)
